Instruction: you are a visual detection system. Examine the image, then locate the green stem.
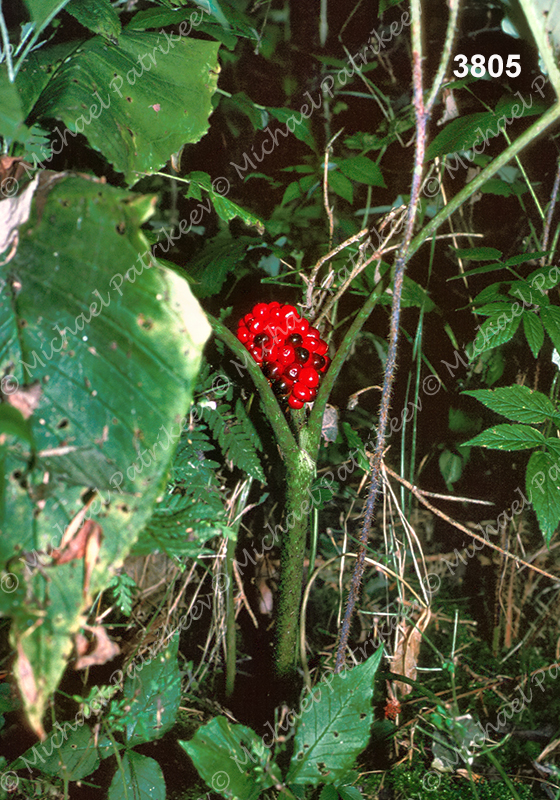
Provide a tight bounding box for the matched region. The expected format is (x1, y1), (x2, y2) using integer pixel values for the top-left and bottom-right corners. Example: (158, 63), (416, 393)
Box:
(207, 314), (296, 459)
(408, 102), (560, 262)
(225, 478), (253, 699)
(208, 315), (313, 677)
(275, 411), (316, 677)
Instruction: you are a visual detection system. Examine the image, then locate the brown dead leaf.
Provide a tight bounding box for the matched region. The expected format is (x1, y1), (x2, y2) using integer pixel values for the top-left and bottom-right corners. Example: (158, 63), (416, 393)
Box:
(74, 626), (120, 670)
(14, 641), (45, 740)
(391, 607), (431, 697)
(51, 518), (103, 600)
(2, 381), (42, 419)
(0, 172), (39, 264)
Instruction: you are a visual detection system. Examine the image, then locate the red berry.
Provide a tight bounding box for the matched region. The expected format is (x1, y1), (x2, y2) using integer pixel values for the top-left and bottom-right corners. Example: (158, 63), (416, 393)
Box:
(264, 362), (282, 380)
(279, 305), (300, 332)
(288, 395), (304, 409)
(292, 382), (313, 402)
(237, 326), (250, 343)
(250, 318), (267, 334)
(273, 378), (291, 396)
(253, 302), (270, 318)
(312, 353), (326, 370)
(315, 340), (328, 356)
(253, 333), (271, 347)
(268, 300), (281, 309)
(295, 346), (310, 365)
(299, 366), (319, 387)
(244, 313), (253, 324)
(284, 363), (300, 381)
(278, 345), (295, 365)
(307, 327), (321, 339)
(249, 346), (264, 363)
(286, 333), (303, 346)
(303, 336), (320, 352)
(264, 344), (278, 362)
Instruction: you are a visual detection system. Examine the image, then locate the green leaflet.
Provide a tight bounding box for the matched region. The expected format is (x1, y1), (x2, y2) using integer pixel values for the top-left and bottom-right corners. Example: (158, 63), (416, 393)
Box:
(464, 424), (546, 451)
(463, 386), (557, 425)
(527, 450), (560, 545)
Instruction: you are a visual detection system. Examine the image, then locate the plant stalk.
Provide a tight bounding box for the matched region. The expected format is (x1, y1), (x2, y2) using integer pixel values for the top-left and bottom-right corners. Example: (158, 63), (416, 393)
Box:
(275, 410), (316, 676)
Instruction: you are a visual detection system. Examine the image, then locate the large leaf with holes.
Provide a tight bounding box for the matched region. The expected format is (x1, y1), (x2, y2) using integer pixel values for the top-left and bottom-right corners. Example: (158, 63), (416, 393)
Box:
(0, 174), (210, 737)
(180, 716), (282, 800)
(286, 649), (383, 785)
(32, 31), (219, 185)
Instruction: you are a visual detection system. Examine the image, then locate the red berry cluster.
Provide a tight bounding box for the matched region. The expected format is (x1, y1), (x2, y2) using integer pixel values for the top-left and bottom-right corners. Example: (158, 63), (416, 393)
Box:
(236, 302), (330, 409)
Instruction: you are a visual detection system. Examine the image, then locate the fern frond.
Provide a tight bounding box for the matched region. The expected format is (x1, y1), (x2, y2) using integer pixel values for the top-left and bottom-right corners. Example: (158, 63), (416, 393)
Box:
(137, 426), (231, 558)
(201, 398), (264, 481)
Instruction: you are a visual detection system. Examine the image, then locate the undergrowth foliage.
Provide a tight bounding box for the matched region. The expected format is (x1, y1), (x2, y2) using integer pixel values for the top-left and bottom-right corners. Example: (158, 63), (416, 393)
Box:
(2, 0), (560, 799)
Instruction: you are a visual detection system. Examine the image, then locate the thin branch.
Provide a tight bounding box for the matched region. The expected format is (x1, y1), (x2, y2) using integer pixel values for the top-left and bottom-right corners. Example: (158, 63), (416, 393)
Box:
(334, 0), (431, 672)
(542, 155), (560, 264)
(305, 228), (368, 310)
(384, 464), (560, 585)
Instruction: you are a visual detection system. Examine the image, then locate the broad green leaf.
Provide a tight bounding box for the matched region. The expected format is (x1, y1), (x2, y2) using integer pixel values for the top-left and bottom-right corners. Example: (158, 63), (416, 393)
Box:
(15, 723), (99, 781)
(526, 450), (560, 544)
(65, 0), (121, 39)
(329, 170), (354, 203)
(428, 97), (541, 159)
(14, 43), (77, 119)
(540, 306), (560, 352)
(32, 32), (220, 185)
(0, 66), (26, 141)
(451, 247), (503, 261)
(523, 312), (545, 357)
(463, 386), (555, 424)
(338, 787), (364, 800)
(478, 178), (526, 197)
(108, 751), (166, 800)
(193, 0), (231, 30)
(339, 155), (385, 187)
(180, 716), (282, 800)
(223, 92), (269, 130)
(471, 307), (521, 353)
(320, 786), (339, 800)
(269, 107), (315, 151)
(186, 233), (256, 298)
(1, 175), (210, 737)
(23, 0), (71, 30)
(282, 180), (302, 205)
(464, 423), (546, 450)
(187, 171), (264, 231)
(0, 405), (34, 445)
(286, 649), (383, 785)
(122, 634), (181, 746)
(439, 449), (464, 487)
(472, 284), (508, 306)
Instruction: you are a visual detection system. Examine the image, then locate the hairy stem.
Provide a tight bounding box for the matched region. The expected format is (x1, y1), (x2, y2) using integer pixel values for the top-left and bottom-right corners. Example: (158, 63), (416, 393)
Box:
(275, 411), (316, 676)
